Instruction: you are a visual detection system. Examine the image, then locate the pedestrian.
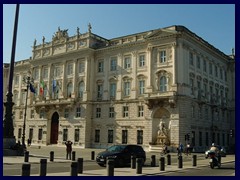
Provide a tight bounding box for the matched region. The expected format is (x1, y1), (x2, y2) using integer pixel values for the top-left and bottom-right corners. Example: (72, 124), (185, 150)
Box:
(179, 143), (184, 156)
(65, 140), (73, 160)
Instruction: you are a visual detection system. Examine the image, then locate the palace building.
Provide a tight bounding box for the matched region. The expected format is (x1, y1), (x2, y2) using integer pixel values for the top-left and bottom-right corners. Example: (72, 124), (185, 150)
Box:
(4, 25), (235, 152)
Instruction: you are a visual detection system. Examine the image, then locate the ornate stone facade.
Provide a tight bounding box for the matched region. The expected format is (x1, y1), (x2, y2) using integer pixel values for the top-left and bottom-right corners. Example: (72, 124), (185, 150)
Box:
(4, 25), (235, 152)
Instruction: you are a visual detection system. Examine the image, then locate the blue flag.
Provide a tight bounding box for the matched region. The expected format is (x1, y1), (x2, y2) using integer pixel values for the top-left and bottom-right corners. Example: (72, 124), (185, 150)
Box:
(53, 80), (57, 92)
(29, 83), (36, 93)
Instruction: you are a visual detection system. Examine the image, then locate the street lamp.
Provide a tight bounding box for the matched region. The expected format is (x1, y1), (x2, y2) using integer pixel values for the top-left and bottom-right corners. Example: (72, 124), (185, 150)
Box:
(22, 74), (34, 149)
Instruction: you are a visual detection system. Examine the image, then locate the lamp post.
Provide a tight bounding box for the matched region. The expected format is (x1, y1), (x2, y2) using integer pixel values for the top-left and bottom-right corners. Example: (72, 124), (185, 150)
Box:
(22, 75), (34, 149)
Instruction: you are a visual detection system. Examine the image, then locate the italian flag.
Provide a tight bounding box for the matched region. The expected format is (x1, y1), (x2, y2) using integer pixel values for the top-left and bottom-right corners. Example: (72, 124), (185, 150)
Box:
(40, 81), (44, 95)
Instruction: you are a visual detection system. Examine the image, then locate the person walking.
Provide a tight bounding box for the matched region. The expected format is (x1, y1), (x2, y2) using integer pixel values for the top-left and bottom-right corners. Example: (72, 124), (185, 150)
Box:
(65, 140), (73, 160)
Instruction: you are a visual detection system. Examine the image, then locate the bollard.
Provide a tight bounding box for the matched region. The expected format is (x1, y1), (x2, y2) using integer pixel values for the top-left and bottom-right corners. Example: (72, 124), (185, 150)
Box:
(77, 158), (83, 174)
(70, 161), (78, 176)
(167, 154), (171, 165)
(72, 151), (76, 161)
(40, 159), (47, 176)
(107, 159), (114, 176)
(178, 155), (183, 168)
(91, 151), (95, 160)
(24, 151), (29, 162)
(50, 151), (54, 162)
(131, 155), (136, 169)
(160, 157), (165, 171)
(151, 155), (156, 167)
(22, 163), (31, 176)
(192, 155), (197, 166)
(136, 158), (143, 174)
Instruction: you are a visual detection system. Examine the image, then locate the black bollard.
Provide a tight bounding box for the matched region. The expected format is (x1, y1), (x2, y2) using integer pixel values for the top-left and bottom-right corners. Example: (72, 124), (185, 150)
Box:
(50, 151), (54, 162)
(77, 158), (83, 174)
(131, 155), (136, 169)
(167, 154), (171, 165)
(136, 158), (143, 174)
(151, 155), (156, 167)
(70, 161), (78, 176)
(22, 163), (31, 176)
(91, 151), (95, 160)
(72, 151), (76, 161)
(178, 155), (183, 168)
(160, 157), (165, 171)
(40, 159), (47, 176)
(192, 155), (197, 166)
(107, 159), (114, 176)
(24, 151), (29, 162)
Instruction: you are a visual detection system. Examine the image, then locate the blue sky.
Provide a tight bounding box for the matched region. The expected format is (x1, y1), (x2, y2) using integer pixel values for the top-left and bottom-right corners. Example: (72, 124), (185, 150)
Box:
(3, 4), (235, 63)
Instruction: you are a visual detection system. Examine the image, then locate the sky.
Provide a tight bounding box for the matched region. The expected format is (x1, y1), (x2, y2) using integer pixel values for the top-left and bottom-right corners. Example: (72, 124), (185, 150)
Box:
(3, 4), (235, 63)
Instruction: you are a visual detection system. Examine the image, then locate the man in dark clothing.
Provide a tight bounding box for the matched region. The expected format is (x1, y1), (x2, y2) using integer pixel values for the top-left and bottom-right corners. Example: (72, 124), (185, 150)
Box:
(65, 140), (73, 160)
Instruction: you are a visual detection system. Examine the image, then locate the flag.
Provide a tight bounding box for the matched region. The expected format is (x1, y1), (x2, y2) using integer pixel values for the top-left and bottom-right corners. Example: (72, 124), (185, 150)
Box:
(29, 83), (36, 93)
(52, 80), (57, 92)
(40, 81), (44, 95)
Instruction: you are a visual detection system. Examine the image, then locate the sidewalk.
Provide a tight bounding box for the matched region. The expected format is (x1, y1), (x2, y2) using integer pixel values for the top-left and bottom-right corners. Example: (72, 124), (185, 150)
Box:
(3, 145), (235, 176)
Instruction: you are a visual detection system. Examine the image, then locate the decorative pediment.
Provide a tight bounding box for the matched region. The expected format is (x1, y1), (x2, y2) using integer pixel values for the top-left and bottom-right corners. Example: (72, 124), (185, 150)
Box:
(145, 28), (178, 39)
(52, 27), (69, 44)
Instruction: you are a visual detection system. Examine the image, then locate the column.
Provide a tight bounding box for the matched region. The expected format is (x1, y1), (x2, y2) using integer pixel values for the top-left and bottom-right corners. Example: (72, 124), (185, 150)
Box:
(146, 46), (153, 93)
(116, 53), (122, 100)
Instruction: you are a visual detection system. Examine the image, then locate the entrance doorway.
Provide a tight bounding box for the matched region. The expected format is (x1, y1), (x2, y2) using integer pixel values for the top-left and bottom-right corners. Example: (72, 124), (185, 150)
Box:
(50, 112), (59, 144)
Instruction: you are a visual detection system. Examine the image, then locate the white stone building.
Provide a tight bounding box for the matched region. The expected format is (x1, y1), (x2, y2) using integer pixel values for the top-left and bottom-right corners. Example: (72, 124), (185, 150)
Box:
(5, 25), (235, 152)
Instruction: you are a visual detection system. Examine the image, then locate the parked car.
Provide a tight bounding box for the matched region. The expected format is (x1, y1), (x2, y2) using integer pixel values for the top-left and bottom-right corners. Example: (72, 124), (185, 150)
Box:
(96, 144), (146, 167)
(205, 146), (226, 158)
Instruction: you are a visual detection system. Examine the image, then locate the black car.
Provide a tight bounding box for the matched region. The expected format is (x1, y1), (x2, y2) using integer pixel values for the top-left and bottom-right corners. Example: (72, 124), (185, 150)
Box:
(96, 144), (146, 167)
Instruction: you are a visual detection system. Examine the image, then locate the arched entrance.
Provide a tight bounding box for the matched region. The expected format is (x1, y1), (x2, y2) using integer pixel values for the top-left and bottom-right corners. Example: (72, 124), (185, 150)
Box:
(50, 112), (59, 144)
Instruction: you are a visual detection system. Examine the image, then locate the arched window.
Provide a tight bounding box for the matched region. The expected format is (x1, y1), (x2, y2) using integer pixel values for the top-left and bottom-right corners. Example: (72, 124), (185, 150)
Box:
(67, 82), (73, 98)
(159, 76), (167, 92)
(78, 81), (84, 98)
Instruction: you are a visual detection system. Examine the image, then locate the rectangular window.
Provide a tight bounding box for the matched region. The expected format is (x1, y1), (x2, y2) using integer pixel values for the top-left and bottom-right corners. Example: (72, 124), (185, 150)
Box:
(137, 130), (143, 144)
(138, 106), (144, 117)
(124, 82), (130, 96)
(191, 106), (195, 118)
(197, 56), (201, 69)
(160, 50), (166, 63)
(191, 131), (195, 146)
(139, 54), (145, 67)
(54, 66), (62, 77)
(34, 68), (39, 80)
(96, 107), (101, 118)
(38, 128), (43, 140)
(31, 110), (34, 119)
(110, 83), (116, 98)
(190, 78), (194, 95)
(29, 128), (33, 140)
(74, 129), (80, 142)
(122, 130), (128, 144)
(15, 75), (19, 86)
(79, 61), (85, 73)
(42, 67), (48, 79)
(203, 59), (207, 72)
(206, 132), (209, 146)
(110, 57), (117, 71)
(76, 107), (81, 118)
(108, 130), (113, 143)
(98, 61), (104, 72)
(14, 93), (18, 104)
(63, 129), (68, 141)
(215, 65), (218, 77)
(95, 129), (100, 143)
(21, 92), (26, 105)
(18, 128), (22, 139)
(124, 57), (131, 69)
(97, 84), (103, 99)
(123, 106), (129, 117)
(109, 107), (115, 118)
(139, 80), (145, 95)
(64, 109), (69, 118)
(220, 68), (223, 79)
(19, 111), (23, 119)
(67, 63), (73, 75)
(189, 52), (194, 66)
(199, 131), (202, 146)
(224, 70), (227, 81)
(209, 63), (213, 75)
(40, 110), (45, 119)
(203, 83), (207, 97)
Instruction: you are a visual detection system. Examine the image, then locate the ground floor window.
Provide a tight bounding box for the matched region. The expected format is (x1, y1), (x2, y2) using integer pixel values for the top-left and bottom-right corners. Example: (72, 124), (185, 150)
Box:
(137, 130), (143, 144)
(38, 128), (43, 140)
(95, 129), (100, 143)
(75, 129), (80, 142)
(63, 129), (68, 141)
(205, 132), (209, 146)
(108, 130), (113, 143)
(122, 130), (128, 144)
(29, 128), (33, 140)
(18, 128), (22, 139)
